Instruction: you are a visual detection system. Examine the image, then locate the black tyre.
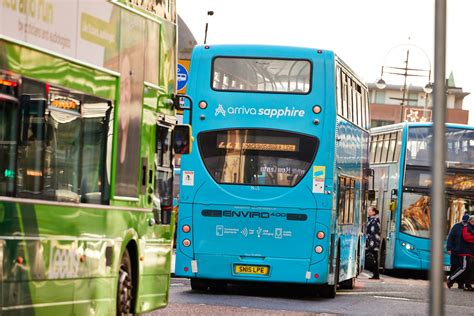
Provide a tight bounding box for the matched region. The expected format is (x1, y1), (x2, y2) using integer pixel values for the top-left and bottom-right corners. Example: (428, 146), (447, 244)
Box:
(117, 249), (134, 316)
(339, 277), (356, 290)
(319, 283), (337, 298)
(209, 280), (227, 293)
(190, 278), (209, 291)
(320, 244), (339, 298)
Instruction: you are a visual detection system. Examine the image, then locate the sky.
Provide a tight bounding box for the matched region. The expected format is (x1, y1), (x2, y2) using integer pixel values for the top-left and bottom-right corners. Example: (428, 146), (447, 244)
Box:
(177, 0), (474, 125)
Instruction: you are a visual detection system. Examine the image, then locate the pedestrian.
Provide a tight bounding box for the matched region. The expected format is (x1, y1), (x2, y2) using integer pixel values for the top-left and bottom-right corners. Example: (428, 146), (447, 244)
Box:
(366, 206), (381, 280)
(447, 215), (474, 291)
(446, 212), (472, 290)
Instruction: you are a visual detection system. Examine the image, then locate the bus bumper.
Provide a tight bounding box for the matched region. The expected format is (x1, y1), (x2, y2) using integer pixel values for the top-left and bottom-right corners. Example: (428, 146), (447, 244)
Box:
(175, 253), (329, 284)
(394, 238), (451, 270)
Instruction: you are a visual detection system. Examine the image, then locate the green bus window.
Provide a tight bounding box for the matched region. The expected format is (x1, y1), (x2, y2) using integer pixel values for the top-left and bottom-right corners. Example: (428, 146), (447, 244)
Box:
(0, 98), (18, 196)
(80, 98), (110, 204)
(16, 94), (47, 198)
(155, 126), (174, 211)
(145, 20), (161, 85)
(45, 108), (81, 202)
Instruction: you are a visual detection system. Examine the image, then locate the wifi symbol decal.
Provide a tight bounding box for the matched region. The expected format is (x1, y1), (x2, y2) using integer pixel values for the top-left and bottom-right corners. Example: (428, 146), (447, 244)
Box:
(241, 227), (249, 237)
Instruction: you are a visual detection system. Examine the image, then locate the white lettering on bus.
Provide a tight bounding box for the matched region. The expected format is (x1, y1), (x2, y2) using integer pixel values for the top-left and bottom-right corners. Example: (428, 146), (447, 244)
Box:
(215, 104), (305, 119)
(48, 245), (80, 279)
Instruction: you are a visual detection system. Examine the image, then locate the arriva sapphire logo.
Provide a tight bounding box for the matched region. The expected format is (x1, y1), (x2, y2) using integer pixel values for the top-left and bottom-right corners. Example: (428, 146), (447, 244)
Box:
(215, 104), (226, 116)
(214, 104), (305, 119)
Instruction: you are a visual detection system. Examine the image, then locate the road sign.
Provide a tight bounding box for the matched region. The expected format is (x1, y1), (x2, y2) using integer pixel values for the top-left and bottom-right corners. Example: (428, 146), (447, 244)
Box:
(177, 63), (189, 92)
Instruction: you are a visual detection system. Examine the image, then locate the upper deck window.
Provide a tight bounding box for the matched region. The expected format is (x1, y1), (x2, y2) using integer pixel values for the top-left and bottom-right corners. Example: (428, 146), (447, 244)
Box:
(198, 129), (319, 187)
(406, 127), (474, 169)
(212, 57), (311, 94)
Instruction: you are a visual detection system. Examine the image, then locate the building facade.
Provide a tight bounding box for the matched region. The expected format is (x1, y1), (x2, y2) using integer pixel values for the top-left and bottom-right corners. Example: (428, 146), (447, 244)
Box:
(369, 75), (470, 127)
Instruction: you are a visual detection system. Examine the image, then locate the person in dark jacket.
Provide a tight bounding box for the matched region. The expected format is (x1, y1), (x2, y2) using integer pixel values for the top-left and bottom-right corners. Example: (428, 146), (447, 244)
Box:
(447, 213), (471, 289)
(447, 215), (474, 291)
(366, 206), (381, 279)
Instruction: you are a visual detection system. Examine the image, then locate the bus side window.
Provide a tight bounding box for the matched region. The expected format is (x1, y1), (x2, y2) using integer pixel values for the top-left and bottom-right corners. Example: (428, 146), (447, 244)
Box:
(155, 125), (173, 224)
(17, 94), (46, 198)
(336, 67), (343, 116)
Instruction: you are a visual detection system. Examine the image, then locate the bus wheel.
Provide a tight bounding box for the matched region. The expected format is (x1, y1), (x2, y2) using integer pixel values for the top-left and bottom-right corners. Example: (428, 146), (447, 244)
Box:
(339, 277), (356, 289)
(190, 278), (209, 291)
(320, 246), (339, 298)
(117, 249), (134, 316)
(209, 280), (227, 293)
(319, 284), (337, 298)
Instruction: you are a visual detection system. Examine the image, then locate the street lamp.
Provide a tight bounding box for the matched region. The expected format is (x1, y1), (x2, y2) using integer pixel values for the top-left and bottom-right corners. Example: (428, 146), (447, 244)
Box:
(375, 43), (433, 122)
(375, 77), (386, 90)
(376, 46), (432, 106)
(204, 10), (214, 44)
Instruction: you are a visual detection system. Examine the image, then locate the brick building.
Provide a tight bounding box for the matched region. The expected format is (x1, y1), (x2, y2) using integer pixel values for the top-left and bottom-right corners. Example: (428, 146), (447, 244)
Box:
(369, 73), (470, 127)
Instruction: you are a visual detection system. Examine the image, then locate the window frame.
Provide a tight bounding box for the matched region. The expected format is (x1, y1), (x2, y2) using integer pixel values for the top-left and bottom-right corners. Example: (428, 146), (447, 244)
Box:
(338, 176), (356, 225)
(210, 56), (313, 95)
(4, 77), (112, 204)
(197, 128), (319, 188)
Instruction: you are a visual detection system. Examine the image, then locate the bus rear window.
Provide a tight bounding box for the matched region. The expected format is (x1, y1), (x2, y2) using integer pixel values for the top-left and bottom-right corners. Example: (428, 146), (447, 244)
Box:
(198, 129), (319, 187)
(212, 57), (311, 94)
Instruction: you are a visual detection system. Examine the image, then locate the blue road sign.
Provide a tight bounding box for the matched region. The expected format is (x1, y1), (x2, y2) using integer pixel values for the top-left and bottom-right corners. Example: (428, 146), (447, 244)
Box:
(177, 63), (189, 91)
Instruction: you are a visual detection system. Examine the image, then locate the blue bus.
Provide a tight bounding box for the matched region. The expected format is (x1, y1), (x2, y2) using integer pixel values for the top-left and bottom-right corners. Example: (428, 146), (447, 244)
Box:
(369, 122), (474, 271)
(175, 45), (371, 298)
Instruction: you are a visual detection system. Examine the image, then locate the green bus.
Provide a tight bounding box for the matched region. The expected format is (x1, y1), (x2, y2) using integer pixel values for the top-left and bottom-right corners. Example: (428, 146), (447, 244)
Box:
(0, 0), (186, 314)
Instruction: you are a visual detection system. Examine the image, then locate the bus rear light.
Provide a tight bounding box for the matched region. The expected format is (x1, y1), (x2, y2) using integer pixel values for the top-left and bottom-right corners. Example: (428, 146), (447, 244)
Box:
(314, 273), (319, 279)
(182, 225), (191, 233)
(184, 266), (189, 272)
(316, 231), (325, 239)
(312, 105), (321, 114)
(0, 79), (17, 87)
(183, 239), (191, 247)
(199, 101), (208, 109)
(314, 246), (323, 254)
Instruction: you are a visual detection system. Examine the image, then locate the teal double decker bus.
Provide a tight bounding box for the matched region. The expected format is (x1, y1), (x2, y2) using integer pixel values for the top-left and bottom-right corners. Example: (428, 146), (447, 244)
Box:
(0, 0), (189, 315)
(175, 45), (371, 298)
(369, 122), (474, 272)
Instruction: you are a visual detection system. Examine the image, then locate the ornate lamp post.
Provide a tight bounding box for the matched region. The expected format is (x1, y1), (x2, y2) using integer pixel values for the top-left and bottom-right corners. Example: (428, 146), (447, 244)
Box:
(375, 44), (433, 122)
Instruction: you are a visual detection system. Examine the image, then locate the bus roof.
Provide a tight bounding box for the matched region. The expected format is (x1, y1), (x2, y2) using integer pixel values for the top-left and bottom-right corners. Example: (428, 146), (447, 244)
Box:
(191, 44), (338, 66)
(191, 44), (366, 87)
(370, 122), (474, 133)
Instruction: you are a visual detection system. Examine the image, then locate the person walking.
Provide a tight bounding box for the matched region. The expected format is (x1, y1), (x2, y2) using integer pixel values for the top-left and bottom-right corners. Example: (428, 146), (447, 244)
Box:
(366, 206), (381, 280)
(447, 215), (474, 291)
(447, 212), (471, 290)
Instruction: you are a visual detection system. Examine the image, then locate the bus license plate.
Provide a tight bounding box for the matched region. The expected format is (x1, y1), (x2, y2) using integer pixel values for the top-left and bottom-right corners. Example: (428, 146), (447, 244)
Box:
(234, 265), (269, 275)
